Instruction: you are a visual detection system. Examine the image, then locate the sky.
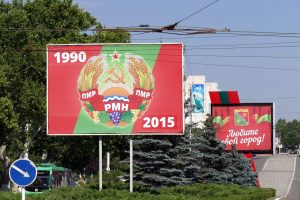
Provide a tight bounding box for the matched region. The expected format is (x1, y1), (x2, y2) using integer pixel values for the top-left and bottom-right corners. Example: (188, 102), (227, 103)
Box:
(73, 0), (300, 121)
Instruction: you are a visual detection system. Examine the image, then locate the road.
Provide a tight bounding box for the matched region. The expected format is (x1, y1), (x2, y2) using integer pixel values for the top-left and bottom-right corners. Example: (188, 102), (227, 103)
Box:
(286, 156), (300, 200)
(257, 154), (299, 200)
(254, 155), (270, 173)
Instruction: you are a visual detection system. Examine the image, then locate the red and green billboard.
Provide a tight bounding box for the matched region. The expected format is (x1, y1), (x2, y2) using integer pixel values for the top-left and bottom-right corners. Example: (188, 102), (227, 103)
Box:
(47, 44), (184, 135)
(211, 103), (273, 153)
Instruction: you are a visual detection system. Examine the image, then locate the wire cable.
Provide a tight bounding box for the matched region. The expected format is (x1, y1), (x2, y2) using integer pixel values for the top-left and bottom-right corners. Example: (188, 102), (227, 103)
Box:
(187, 45), (300, 50)
(187, 54), (300, 59)
(176, 0), (221, 24)
(190, 62), (300, 71)
(241, 96), (300, 101)
(184, 49), (193, 76)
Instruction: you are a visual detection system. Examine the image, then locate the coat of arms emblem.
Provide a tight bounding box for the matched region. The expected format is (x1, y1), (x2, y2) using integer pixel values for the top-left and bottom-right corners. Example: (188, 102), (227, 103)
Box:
(77, 51), (154, 127)
(234, 109), (249, 126)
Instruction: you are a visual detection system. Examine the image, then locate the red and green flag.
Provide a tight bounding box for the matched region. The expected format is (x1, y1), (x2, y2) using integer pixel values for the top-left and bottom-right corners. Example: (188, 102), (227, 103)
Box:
(209, 91), (240, 104)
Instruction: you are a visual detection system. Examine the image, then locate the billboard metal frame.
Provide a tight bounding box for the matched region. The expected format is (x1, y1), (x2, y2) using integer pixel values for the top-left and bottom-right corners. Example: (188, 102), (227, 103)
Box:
(211, 103), (274, 154)
(47, 43), (185, 136)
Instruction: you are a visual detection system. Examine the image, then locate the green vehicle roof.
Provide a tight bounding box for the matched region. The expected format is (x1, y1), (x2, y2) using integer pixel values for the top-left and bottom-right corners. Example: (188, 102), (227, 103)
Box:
(36, 163), (69, 171)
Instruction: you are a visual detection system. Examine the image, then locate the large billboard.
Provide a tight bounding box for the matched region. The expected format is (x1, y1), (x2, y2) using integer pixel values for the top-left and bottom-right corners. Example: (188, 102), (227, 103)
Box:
(47, 44), (184, 135)
(211, 103), (273, 153)
(191, 84), (204, 113)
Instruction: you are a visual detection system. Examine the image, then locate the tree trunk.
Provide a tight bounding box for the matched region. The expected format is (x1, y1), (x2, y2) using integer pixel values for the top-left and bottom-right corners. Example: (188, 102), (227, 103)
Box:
(0, 145), (11, 191)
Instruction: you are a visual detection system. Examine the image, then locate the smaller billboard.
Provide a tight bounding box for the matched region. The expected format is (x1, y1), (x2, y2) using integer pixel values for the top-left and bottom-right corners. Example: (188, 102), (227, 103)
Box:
(191, 84), (204, 113)
(211, 103), (273, 154)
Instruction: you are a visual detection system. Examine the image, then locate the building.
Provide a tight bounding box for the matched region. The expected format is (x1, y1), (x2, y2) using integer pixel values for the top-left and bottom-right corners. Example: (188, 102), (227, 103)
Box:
(185, 75), (219, 127)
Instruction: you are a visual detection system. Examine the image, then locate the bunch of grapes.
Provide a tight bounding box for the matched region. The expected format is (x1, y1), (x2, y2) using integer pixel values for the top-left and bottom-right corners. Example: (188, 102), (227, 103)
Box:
(110, 111), (121, 126)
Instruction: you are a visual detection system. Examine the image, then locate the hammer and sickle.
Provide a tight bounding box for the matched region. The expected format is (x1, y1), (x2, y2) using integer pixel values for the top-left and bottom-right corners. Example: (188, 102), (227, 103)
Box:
(105, 65), (125, 84)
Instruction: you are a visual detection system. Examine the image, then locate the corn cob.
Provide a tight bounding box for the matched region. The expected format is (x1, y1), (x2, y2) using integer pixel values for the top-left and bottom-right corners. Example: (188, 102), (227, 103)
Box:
(119, 121), (128, 127)
(104, 121), (114, 127)
(93, 111), (100, 123)
(131, 109), (140, 121)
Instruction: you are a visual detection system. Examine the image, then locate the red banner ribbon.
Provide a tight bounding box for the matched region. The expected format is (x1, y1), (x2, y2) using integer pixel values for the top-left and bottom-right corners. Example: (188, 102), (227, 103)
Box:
(80, 87), (153, 112)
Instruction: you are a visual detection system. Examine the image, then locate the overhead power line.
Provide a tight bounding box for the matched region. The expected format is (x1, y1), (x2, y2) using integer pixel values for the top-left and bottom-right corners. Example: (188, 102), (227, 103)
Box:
(217, 32), (300, 39)
(184, 49), (193, 76)
(3, 26), (300, 38)
(189, 62), (300, 71)
(2, 25), (300, 36)
(177, 0), (221, 24)
(161, 0), (221, 31)
(2, 48), (299, 71)
(187, 45), (300, 50)
(186, 40), (300, 47)
(188, 54), (300, 59)
(230, 30), (300, 35)
(241, 96), (300, 101)
(7, 44), (300, 53)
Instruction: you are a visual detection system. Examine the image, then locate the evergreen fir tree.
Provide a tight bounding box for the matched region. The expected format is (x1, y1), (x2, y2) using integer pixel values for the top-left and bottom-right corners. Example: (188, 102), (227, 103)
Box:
(174, 124), (199, 184)
(131, 92), (196, 188)
(195, 115), (229, 184)
(176, 115), (230, 184)
(130, 92), (258, 188)
(224, 146), (257, 186)
(133, 136), (186, 188)
(181, 115), (257, 186)
(176, 94), (201, 183)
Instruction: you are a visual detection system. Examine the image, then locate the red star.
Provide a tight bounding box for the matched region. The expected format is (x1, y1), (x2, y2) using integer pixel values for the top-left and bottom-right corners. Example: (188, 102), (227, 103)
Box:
(113, 52), (119, 60)
(111, 51), (121, 61)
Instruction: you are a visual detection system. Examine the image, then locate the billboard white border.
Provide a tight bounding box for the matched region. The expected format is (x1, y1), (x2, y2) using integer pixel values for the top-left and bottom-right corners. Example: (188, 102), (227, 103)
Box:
(46, 43), (185, 136)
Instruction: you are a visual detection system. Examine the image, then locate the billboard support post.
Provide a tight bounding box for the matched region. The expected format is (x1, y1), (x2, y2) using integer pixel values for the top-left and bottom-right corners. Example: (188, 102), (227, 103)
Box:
(130, 139), (133, 192)
(190, 84), (192, 145)
(106, 152), (110, 172)
(99, 136), (102, 191)
(273, 102), (276, 155)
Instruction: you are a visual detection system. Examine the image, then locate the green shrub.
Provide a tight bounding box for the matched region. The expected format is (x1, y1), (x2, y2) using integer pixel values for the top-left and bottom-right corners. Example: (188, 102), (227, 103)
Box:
(160, 183), (275, 200)
(0, 183), (275, 200)
(28, 187), (101, 200)
(0, 192), (21, 200)
(86, 171), (158, 194)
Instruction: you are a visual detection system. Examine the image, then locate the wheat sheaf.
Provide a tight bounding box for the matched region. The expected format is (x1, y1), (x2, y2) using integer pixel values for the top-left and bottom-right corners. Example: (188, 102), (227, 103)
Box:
(126, 56), (154, 90)
(78, 56), (105, 91)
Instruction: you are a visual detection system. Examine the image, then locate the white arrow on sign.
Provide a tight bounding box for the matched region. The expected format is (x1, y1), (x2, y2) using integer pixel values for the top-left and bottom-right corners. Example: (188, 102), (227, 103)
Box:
(11, 165), (30, 178)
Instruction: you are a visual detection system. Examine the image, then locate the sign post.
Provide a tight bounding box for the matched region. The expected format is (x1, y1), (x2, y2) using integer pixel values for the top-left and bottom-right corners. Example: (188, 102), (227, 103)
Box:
(106, 152), (110, 172)
(130, 139), (133, 192)
(99, 136), (102, 191)
(9, 159), (37, 200)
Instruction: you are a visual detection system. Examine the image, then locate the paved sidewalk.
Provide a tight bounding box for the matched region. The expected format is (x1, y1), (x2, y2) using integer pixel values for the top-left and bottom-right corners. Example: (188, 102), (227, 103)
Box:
(258, 155), (296, 199)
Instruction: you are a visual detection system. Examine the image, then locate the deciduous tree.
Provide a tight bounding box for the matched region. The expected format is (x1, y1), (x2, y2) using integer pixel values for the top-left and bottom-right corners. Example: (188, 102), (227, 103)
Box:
(0, 0), (130, 187)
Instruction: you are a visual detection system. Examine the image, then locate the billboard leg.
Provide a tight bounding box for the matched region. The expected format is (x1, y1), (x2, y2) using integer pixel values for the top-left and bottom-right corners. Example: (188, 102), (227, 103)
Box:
(130, 139), (133, 192)
(99, 137), (102, 191)
(106, 152), (110, 172)
(273, 102), (276, 155)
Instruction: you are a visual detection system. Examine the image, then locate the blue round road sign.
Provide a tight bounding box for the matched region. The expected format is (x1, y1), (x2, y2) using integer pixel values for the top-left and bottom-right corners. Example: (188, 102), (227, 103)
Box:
(9, 159), (37, 187)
